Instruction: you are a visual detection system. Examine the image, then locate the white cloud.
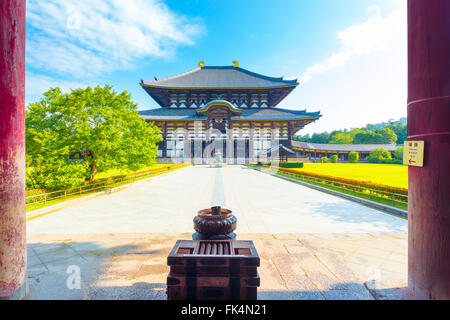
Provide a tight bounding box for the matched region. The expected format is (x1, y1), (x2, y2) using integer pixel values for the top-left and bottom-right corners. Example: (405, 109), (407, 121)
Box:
(300, 2), (406, 84)
(287, 1), (407, 135)
(26, 0), (203, 78)
(301, 52), (350, 83)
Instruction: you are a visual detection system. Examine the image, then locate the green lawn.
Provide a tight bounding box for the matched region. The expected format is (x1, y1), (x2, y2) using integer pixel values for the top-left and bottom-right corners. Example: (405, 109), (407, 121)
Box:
(292, 163), (408, 189)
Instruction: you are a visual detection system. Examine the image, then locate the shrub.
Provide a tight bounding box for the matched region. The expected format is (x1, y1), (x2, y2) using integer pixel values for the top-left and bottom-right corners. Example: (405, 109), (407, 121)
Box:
(279, 162), (304, 168)
(320, 157), (328, 163)
(393, 147), (404, 161)
(368, 148), (392, 163)
(330, 155), (338, 163)
(348, 152), (359, 163)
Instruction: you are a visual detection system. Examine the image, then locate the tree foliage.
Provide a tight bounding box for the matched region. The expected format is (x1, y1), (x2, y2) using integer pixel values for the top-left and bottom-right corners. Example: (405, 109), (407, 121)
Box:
(393, 147), (404, 160)
(353, 128), (397, 145)
(330, 132), (353, 144)
(330, 155), (338, 163)
(26, 85), (162, 189)
(367, 148), (392, 163)
(294, 118), (405, 145)
(348, 152), (359, 163)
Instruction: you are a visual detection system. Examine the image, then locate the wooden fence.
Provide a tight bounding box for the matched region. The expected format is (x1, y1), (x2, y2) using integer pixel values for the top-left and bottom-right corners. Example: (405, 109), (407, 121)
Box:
(255, 165), (408, 208)
(25, 164), (189, 209)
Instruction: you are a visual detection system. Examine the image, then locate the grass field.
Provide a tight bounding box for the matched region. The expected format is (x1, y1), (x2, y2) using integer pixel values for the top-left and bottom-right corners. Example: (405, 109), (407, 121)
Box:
(293, 163), (408, 189)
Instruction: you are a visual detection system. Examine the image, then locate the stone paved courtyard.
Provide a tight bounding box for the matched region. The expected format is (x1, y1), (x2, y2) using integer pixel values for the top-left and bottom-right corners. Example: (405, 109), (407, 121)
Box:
(26, 233), (412, 300)
(27, 166), (407, 234)
(25, 165), (411, 300)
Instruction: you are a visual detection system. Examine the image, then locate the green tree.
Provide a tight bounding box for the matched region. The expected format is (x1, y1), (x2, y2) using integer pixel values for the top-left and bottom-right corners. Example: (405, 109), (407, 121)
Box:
(330, 132), (353, 144)
(330, 155), (338, 163)
(379, 128), (398, 144)
(367, 148), (392, 163)
(386, 123), (407, 144)
(348, 152), (359, 163)
(393, 147), (404, 160)
(320, 156), (328, 163)
(26, 85), (162, 188)
(310, 132), (332, 143)
(353, 129), (397, 144)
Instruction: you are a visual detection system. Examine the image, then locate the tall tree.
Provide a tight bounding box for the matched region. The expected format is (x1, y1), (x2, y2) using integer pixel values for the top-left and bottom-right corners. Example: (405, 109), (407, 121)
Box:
(330, 132), (353, 144)
(26, 85), (162, 188)
(379, 128), (398, 144)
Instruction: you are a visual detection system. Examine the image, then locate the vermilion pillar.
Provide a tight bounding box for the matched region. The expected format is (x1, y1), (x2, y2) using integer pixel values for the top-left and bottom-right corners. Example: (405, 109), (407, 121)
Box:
(408, 0), (450, 300)
(0, 0), (27, 299)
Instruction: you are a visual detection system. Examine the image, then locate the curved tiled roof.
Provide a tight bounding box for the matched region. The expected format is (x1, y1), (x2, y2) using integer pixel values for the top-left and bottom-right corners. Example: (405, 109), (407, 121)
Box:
(196, 100), (242, 115)
(141, 66), (298, 89)
(257, 144), (296, 157)
(139, 107), (320, 121)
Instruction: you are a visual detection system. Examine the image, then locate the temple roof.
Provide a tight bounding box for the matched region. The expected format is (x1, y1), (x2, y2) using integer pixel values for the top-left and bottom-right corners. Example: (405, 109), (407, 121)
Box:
(141, 66), (298, 89)
(257, 144), (297, 157)
(139, 107), (320, 121)
(291, 141), (399, 152)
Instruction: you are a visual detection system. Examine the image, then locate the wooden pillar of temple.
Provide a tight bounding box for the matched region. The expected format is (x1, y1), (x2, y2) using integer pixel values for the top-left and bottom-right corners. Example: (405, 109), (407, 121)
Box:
(162, 122), (167, 158)
(407, 0), (450, 299)
(0, 0), (27, 300)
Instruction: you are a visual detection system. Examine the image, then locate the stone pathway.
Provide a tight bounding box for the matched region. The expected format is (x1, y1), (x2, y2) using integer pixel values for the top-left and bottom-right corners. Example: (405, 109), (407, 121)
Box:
(26, 233), (413, 300)
(27, 166), (407, 234)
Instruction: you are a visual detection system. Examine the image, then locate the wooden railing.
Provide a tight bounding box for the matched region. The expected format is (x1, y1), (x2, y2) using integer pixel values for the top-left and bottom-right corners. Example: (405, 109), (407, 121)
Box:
(25, 164), (189, 209)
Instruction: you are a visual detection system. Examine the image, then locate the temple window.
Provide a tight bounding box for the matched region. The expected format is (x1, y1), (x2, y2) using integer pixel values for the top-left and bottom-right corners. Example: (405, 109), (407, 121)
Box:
(167, 138), (184, 158)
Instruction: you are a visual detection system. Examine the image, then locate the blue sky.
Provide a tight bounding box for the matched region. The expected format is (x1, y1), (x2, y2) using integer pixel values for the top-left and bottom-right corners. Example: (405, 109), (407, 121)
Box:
(25, 0), (406, 134)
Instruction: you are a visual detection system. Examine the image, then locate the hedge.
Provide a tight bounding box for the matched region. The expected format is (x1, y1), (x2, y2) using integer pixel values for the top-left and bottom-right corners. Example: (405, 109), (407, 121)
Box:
(278, 162), (304, 168)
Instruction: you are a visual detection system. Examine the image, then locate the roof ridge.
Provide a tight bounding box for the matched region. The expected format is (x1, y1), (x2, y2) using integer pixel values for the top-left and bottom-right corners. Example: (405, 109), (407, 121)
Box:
(142, 65), (298, 86)
(233, 66), (297, 84)
(150, 67), (201, 83)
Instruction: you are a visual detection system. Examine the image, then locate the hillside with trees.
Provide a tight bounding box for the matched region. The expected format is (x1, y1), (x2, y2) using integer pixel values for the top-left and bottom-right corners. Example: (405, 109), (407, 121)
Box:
(294, 118), (407, 145)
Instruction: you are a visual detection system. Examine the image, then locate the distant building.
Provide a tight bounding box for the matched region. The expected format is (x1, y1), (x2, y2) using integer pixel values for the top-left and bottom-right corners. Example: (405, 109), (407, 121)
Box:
(139, 62), (321, 164)
(291, 141), (399, 162)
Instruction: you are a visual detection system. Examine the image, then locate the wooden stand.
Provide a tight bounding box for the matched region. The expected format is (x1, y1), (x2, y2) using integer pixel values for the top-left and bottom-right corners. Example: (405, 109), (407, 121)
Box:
(167, 240), (260, 300)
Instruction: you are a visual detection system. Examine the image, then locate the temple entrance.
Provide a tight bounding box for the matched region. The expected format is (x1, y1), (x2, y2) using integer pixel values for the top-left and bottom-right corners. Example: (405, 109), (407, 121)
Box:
(188, 138), (250, 164)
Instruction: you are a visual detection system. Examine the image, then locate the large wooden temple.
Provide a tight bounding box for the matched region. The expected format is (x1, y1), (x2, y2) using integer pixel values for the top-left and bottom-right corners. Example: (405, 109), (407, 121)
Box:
(139, 61), (321, 164)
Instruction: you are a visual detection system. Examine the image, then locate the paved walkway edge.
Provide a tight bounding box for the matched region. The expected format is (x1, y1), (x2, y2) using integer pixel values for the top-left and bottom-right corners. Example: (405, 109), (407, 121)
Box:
(26, 166), (190, 221)
(251, 167), (408, 219)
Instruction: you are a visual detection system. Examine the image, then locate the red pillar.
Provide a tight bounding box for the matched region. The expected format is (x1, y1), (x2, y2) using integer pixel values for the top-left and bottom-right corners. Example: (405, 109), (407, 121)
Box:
(0, 0), (27, 299)
(408, 0), (450, 300)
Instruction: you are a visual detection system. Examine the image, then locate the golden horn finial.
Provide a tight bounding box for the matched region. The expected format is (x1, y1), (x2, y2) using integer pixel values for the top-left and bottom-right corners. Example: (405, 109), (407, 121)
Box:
(233, 60), (239, 68)
(198, 61), (205, 68)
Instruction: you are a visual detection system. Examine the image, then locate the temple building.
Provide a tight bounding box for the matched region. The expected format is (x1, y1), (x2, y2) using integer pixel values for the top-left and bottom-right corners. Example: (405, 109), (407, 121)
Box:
(139, 61), (321, 164)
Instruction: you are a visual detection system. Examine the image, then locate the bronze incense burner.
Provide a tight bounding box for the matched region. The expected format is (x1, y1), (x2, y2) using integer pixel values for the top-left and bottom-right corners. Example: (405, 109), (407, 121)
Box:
(192, 206), (237, 240)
